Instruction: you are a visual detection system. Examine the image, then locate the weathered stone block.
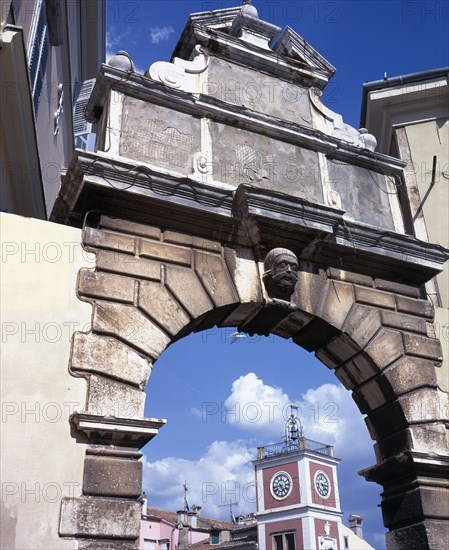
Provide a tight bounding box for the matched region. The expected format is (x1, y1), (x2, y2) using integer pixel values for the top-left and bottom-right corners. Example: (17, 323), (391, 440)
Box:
(138, 280), (190, 336)
(385, 520), (449, 550)
(293, 318), (339, 352)
(322, 333), (360, 365)
(396, 295), (434, 319)
(221, 303), (264, 327)
(383, 356), (438, 396)
(344, 305), (381, 349)
(83, 456), (142, 497)
(93, 301), (171, 360)
(354, 286), (395, 310)
(100, 216), (161, 240)
(403, 333), (443, 362)
(356, 374), (396, 412)
(327, 268), (373, 287)
(374, 278), (420, 298)
(408, 423), (449, 455)
(273, 310), (314, 340)
(78, 270), (135, 304)
(163, 230), (221, 253)
(380, 310), (427, 335)
(194, 250), (239, 307)
(97, 250), (161, 281)
(374, 429), (413, 461)
(320, 281), (354, 329)
(365, 400), (409, 440)
(87, 375), (145, 418)
(165, 265), (213, 318)
(59, 497), (141, 538)
(139, 239), (191, 266)
(224, 246), (263, 303)
(398, 388), (448, 424)
(382, 486), (449, 526)
(78, 541), (137, 550)
(84, 227), (135, 255)
(71, 333), (151, 389)
(365, 330), (404, 369)
(333, 364), (355, 389)
(295, 263), (328, 316)
(338, 353), (379, 386)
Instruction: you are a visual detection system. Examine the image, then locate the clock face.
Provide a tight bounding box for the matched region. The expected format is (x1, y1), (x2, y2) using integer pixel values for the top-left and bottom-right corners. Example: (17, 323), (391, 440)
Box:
(314, 471), (331, 499)
(270, 471), (293, 500)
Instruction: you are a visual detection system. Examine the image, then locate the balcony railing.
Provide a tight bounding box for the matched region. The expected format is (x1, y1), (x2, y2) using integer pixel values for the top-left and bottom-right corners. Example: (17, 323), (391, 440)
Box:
(257, 437), (334, 460)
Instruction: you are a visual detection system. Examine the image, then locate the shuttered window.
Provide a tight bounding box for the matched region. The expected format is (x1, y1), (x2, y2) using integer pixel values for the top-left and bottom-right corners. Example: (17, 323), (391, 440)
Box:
(73, 79), (96, 150)
(28, 0), (50, 115)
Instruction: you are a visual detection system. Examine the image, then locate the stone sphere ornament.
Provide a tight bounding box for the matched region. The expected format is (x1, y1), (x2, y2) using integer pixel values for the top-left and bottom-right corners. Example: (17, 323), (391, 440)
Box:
(108, 51), (136, 72)
(241, 0), (259, 18)
(263, 248), (299, 301)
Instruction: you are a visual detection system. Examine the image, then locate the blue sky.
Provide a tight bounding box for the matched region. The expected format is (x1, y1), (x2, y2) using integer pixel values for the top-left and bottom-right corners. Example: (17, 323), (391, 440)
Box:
(105, 2), (449, 548)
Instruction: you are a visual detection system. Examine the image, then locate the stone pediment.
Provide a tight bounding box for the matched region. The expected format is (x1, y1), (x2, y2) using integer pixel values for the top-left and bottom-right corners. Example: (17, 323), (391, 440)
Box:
(273, 27), (336, 81)
(171, 6), (334, 88)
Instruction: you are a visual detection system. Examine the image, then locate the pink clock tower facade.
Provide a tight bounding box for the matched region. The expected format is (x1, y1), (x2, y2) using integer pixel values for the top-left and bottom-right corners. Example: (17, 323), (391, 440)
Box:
(254, 415), (343, 550)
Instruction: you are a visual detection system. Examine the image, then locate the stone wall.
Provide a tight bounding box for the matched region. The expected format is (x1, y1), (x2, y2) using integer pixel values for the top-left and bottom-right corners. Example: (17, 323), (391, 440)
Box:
(60, 213), (448, 548)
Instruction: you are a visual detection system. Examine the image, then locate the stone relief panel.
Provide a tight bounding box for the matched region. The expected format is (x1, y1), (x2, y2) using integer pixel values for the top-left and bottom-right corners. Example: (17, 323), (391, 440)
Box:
(120, 98), (201, 172)
(326, 159), (396, 230)
(206, 57), (313, 127)
(210, 121), (323, 202)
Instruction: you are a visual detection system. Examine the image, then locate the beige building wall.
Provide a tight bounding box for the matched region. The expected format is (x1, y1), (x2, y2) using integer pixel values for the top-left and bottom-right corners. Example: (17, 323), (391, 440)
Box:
(404, 120), (449, 394)
(405, 120), (449, 307)
(405, 120), (449, 394)
(1, 213), (93, 549)
(362, 74), (449, 396)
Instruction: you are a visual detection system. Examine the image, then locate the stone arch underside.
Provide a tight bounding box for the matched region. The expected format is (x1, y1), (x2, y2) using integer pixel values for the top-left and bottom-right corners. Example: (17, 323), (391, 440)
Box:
(60, 212), (449, 550)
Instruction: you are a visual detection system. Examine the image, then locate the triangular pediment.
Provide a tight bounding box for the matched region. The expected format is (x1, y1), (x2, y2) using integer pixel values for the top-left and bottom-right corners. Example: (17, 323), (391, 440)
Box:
(273, 27), (336, 80)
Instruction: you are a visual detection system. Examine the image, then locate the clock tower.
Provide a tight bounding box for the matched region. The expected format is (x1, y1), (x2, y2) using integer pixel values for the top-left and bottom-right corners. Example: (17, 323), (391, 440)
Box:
(253, 408), (343, 550)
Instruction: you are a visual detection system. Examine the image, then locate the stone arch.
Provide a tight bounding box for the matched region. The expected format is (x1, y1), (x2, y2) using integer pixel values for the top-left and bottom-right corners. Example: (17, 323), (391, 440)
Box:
(60, 213), (448, 549)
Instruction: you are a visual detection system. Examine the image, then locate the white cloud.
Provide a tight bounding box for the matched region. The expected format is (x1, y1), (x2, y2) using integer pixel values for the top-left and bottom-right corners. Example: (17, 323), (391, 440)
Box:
(222, 373), (371, 457)
(223, 372), (290, 436)
(150, 26), (175, 45)
(142, 440), (256, 519)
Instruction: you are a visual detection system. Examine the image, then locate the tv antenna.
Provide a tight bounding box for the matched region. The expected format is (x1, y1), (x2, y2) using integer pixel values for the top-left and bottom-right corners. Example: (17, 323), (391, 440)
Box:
(218, 501), (238, 522)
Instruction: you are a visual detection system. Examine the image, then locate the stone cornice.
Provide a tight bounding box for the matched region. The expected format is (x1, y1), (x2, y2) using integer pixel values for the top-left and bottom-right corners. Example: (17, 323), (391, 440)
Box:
(86, 66), (406, 176)
(71, 412), (166, 449)
(52, 151), (449, 285)
(360, 451), (449, 485)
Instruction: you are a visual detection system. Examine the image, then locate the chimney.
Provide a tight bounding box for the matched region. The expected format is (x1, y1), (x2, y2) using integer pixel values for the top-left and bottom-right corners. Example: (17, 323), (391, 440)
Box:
(187, 512), (197, 529)
(177, 510), (187, 525)
(187, 504), (201, 529)
(348, 514), (364, 539)
(141, 493), (147, 515)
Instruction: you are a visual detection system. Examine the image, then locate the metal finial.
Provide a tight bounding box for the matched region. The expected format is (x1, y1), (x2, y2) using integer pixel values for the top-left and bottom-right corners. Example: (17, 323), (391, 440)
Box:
(243, 0), (252, 4)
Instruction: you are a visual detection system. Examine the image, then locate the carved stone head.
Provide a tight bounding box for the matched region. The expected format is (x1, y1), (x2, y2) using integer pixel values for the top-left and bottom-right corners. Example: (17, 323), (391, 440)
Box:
(263, 248), (299, 301)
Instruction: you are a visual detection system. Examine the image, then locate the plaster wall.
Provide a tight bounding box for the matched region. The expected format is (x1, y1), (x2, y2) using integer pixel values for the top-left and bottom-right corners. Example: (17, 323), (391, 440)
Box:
(405, 119), (449, 307)
(405, 120), (449, 394)
(0, 213), (92, 550)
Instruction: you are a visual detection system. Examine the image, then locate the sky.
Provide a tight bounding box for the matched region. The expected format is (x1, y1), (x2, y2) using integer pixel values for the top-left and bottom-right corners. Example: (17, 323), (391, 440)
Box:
(105, 2), (449, 548)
